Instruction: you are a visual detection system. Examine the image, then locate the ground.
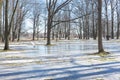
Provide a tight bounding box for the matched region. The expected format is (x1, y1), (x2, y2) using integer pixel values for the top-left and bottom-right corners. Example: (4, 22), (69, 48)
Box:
(0, 40), (120, 80)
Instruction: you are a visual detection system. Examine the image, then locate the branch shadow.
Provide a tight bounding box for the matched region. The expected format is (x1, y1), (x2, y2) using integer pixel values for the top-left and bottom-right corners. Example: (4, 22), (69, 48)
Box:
(0, 61), (120, 80)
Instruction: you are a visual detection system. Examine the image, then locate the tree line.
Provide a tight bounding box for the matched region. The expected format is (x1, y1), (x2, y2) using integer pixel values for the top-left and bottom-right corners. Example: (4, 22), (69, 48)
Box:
(0, 0), (119, 54)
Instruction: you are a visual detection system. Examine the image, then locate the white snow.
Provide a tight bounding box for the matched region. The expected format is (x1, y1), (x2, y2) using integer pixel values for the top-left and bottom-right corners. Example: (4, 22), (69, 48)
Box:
(0, 40), (120, 80)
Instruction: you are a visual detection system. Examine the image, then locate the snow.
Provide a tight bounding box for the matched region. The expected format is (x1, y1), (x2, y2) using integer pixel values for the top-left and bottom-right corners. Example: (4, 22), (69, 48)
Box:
(0, 40), (120, 80)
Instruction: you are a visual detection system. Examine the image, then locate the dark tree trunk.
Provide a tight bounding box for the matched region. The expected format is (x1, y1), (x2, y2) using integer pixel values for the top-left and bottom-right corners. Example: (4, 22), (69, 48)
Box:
(4, 0), (9, 50)
(116, 22), (120, 39)
(46, 26), (51, 45)
(59, 29), (62, 40)
(116, 2), (120, 39)
(79, 19), (82, 39)
(33, 19), (36, 40)
(116, 11), (120, 39)
(92, 8), (95, 40)
(17, 24), (21, 42)
(98, 0), (104, 53)
(68, 23), (70, 40)
(65, 22), (67, 39)
(44, 20), (46, 40)
(52, 30), (54, 40)
(12, 32), (15, 42)
(110, 0), (114, 39)
(111, 13), (114, 39)
(46, 14), (52, 45)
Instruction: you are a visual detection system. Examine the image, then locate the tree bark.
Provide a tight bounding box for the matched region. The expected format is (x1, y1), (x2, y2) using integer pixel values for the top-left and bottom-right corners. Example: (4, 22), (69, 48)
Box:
(98, 0), (104, 53)
(4, 0), (9, 50)
(4, 0), (18, 50)
(46, 13), (52, 45)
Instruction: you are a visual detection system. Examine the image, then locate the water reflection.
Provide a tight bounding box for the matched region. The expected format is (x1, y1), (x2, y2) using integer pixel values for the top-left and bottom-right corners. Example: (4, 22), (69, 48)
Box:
(34, 42), (98, 55)
(10, 41), (120, 56)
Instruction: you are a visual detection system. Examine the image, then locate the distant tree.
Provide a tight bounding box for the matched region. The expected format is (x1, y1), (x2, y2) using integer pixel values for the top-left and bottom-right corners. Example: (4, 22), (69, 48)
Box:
(104, 0), (110, 40)
(46, 0), (72, 45)
(116, 0), (120, 39)
(0, 0), (2, 40)
(17, 0), (31, 41)
(91, 0), (96, 40)
(32, 1), (41, 41)
(110, 0), (116, 39)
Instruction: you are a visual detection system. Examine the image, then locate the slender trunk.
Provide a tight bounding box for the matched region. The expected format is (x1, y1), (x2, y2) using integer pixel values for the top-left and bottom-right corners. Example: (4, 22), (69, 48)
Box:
(105, 1), (109, 40)
(79, 19), (82, 39)
(33, 18), (36, 40)
(44, 19), (46, 40)
(111, 1), (114, 39)
(117, 13), (120, 39)
(2, 1), (4, 42)
(116, 22), (120, 39)
(0, 0), (2, 41)
(59, 29), (62, 40)
(12, 32), (15, 42)
(52, 30), (54, 40)
(111, 13), (114, 39)
(92, 7), (95, 39)
(65, 22), (67, 39)
(17, 24), (21, 42)
(68, 9), (70, 40)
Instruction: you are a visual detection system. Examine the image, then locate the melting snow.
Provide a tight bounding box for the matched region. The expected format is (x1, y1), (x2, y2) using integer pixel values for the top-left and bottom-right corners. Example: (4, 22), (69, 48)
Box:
(0, 40), (120, 80)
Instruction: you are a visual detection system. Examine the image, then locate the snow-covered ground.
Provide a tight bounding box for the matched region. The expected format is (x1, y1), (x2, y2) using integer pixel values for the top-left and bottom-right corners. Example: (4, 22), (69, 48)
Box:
(0, 40), (120, 80)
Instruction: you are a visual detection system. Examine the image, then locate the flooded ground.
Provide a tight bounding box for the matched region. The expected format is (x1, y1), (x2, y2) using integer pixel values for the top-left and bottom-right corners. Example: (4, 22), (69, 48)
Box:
(0, 40), (120, 80)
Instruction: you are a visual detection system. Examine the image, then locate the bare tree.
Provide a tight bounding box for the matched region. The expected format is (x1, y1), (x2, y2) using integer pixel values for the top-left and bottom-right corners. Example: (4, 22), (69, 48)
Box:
(91, 0), (97, 40)
(116, 0), (120, 39)
(46, 0), (72, 45)
(32, 1), (41, 40)
(17, 0), (31, 41)
(110, 0), (116, 39)
(104, 0), (110, 40)
(4, 0), (19, 50)
(0, 0), (2, 40)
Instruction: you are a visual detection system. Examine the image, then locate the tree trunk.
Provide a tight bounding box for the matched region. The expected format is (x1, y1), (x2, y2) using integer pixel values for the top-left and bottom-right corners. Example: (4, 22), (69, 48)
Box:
(17, 24), (21, 42)
(4, 0), (9, 50)
(116, 2), (119, 39)
(33, 18), (36, 40)
(46, 14), (52, 45)
(111, 13), (114, 39)
(98, 0), (104, 53)
(92, 4), (95, 40)
(116, 12), (120, 39)
(116, 22), (120, 39)
(46, 25), (51, 45)
(0, 0), (2, 41)
(105, 0), (109, 40)
(44, 19), (46, 40)
(110, 1), (114, 39)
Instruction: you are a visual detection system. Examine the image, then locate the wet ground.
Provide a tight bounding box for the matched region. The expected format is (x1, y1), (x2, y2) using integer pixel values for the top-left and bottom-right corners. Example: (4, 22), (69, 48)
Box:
(0, 40), (120, 80)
